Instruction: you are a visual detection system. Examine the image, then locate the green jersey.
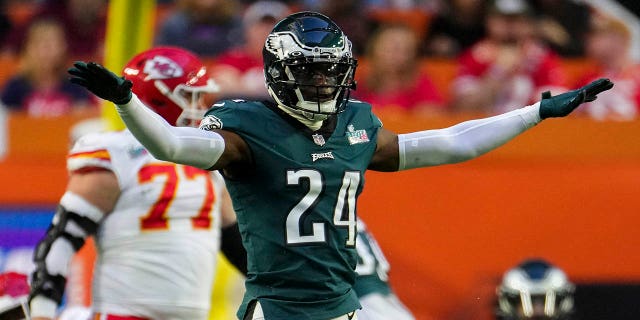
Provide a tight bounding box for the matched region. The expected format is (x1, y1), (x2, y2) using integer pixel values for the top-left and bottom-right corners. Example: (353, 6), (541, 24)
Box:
(202, 100), (382, 320)
(353, 220), (392, 298)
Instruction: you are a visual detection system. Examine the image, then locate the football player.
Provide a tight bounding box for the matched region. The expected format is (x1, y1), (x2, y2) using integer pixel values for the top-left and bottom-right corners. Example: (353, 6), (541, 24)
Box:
(29, 47), (245, 320)
(354, 220), (414, 320)
(496, 259), (575, 320)
(67, 11), (613, 320)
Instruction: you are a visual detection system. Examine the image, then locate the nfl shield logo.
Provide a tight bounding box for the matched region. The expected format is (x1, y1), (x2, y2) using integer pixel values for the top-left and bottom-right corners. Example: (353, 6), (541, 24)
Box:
(312, 134), (326, 146)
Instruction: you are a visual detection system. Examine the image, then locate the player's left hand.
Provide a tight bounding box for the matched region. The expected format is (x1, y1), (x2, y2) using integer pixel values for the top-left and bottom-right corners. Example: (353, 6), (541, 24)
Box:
(68, 61), (133, 105)
(539, 78), (614, 119)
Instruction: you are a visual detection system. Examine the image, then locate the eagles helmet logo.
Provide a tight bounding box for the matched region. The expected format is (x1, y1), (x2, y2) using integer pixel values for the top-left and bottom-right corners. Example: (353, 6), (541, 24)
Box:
(199, 115), (223, 131)
(143, 56), (184, 81)
(262, 12), (357, 121)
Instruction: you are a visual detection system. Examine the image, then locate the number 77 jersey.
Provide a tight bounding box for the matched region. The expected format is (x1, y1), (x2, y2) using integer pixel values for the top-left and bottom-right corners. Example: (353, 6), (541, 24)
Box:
(66, 129), (224, 315)
(201, 99), (382, 320)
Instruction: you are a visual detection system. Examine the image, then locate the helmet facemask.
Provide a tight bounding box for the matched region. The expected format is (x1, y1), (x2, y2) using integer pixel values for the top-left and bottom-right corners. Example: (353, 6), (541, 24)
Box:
(153, 77), (219, 127)
(123, 47), (219, 127)
(263, 14), (357, 121)
(497, 287), (575, 319)
(496, 260), (575, 320)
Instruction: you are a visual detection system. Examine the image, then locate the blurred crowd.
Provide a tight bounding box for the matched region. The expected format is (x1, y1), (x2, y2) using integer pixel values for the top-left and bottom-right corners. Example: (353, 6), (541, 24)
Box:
(0, 0), (639, 120)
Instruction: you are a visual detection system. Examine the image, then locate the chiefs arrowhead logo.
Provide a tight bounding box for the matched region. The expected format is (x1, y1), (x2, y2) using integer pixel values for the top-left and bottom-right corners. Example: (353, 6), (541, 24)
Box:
(143, 56), (183, 81)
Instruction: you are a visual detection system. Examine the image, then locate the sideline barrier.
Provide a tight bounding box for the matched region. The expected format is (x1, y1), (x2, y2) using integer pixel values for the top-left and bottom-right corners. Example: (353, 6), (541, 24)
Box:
(0, 113), (87, 204)
(361, 110), (640, 319)
(1, 110), (639, 319)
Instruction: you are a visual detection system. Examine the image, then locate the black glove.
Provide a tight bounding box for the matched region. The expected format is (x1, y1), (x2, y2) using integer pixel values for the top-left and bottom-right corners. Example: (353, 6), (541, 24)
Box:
(539, 78), (614, 119)
(68, 61), (133, 104)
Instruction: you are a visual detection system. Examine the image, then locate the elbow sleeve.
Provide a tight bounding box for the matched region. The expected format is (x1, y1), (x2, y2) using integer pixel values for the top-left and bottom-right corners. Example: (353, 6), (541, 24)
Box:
(116, 95), (225, 169)
(398, 104), (541, 170)
(29, 192), (103, 313)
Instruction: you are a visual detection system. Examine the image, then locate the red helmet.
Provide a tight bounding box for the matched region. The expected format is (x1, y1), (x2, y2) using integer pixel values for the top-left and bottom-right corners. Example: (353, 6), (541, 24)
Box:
(122, 46), (219, 126)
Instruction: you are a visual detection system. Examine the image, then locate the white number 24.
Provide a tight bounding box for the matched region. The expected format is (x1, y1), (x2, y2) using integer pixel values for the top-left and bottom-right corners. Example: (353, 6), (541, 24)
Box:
(286, 169), (359, 246)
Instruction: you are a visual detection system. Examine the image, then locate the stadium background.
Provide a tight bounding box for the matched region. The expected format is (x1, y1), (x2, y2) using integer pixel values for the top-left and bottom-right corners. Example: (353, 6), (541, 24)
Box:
(1, 1), (640, 319)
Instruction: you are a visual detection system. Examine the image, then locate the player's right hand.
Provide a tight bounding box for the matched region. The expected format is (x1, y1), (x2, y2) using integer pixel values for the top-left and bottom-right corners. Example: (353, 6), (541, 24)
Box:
(68, 61), (133, 105)
(538, 78), (614, 119)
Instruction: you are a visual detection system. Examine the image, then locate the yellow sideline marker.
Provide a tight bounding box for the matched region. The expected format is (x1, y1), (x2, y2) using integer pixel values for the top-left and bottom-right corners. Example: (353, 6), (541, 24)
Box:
(101, 0), (155, 131)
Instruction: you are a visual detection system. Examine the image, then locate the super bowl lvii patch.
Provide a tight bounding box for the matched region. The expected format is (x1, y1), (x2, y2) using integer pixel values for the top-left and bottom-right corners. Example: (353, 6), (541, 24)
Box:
(346, 124), (369, 145)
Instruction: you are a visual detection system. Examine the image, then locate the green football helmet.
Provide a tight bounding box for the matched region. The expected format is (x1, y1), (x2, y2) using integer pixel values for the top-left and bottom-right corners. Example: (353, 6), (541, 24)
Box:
(262, 11), (358, 121)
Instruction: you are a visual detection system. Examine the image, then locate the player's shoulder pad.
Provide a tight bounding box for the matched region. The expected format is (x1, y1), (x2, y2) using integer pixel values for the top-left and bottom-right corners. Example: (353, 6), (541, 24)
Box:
(345, 99), (382, 127)
(206, 99), (264, 112)
(200, 99), (265, 131)
(67, 131), (134, 168)
(347, 98), (372, 108)
(70, 131), (123, 153)
(346, 98), (375, 115)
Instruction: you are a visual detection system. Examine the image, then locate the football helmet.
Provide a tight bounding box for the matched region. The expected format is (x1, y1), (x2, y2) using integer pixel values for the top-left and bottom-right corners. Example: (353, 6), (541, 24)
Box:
(496, 259), (575, 320)
(263, 11), (357, 121)
(123, 46), (219, 127)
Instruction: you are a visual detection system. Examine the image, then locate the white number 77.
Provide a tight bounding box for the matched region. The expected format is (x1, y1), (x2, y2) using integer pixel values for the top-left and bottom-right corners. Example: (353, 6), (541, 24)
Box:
(286, 169), (359, 246)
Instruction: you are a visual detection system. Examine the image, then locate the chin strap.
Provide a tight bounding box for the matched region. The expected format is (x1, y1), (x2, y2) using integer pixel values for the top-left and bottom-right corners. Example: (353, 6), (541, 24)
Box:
(275, 102), (325, 131)
(268, 86), (327, 130)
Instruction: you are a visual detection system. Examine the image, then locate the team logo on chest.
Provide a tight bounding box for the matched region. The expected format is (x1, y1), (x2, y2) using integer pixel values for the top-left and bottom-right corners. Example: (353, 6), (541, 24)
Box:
(312, 133), (326, 146)
(346, 124), (369, 145)
(311, 151), (334, 162)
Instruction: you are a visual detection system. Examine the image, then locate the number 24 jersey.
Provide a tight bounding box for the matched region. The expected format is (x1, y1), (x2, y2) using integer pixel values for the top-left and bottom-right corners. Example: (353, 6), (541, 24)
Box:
(202, 99), (382, 320)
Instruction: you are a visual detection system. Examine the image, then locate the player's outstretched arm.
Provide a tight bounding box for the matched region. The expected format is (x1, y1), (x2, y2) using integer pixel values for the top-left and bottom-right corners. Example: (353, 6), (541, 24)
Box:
(67, 61), (231, 170)
(371, 78), (613, 171)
